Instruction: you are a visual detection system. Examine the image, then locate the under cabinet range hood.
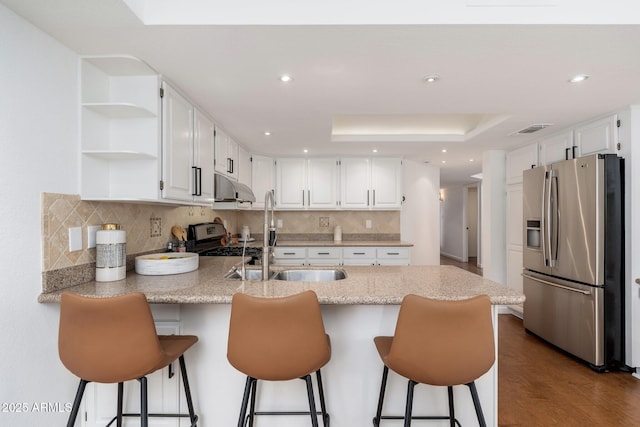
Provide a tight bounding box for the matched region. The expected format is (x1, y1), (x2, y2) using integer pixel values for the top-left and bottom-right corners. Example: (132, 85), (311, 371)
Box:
(214, 173), (256, 203)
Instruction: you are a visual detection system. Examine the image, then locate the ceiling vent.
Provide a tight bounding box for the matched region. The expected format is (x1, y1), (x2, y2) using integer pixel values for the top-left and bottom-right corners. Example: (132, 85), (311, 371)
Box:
(511, 124), (553, 135)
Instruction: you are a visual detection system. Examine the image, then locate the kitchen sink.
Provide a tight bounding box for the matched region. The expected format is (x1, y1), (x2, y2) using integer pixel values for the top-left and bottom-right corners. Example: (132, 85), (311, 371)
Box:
(273, 269), (347, 281)
(224, 269), (272, 280)
(225, 268), (346, 281)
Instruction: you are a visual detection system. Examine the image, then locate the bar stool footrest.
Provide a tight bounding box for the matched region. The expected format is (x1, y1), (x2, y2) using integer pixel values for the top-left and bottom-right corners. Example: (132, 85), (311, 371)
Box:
(373, 415), (460, 426)
(107, 413), (198, 427)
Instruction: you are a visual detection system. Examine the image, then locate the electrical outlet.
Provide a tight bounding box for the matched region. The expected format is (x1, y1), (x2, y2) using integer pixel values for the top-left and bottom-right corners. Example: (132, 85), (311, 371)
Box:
(150, 217), (162, 237)
(277, 219), (283, 228)
(87, 225), (101, 248)
(365, 220), (372, 229)
(68, 227), (82, 252)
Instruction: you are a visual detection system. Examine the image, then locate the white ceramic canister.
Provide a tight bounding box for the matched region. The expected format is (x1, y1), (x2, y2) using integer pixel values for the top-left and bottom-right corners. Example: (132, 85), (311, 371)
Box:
(95, 223), (126, 282)
(241, 225), (250, 240)
(334, 225), (342, 243)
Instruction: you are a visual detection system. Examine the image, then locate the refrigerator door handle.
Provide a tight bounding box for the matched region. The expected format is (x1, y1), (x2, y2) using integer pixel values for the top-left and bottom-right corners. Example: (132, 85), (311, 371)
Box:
(550, 172), (559, 267)
(522, 273), (592, 295)
(541, 172), (548, 266)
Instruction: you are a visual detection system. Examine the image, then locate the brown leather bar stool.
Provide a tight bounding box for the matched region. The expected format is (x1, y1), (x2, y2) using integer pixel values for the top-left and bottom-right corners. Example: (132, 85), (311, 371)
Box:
(227, 290), (331, 427)
(58, 292), (199, 427)
(372, 294), (495, 427)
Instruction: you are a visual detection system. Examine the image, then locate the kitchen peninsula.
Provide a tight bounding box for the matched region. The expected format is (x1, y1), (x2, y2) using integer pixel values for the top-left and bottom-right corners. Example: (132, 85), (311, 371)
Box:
(40, 257), (524, 427)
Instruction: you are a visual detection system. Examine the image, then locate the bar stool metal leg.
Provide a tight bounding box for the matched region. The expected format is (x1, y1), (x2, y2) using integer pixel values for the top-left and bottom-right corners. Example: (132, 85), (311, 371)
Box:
(404, 380), (416, 427)
(237, 377), (253, 427)
(139, 377), (148, 427)
(248, 377), (258, 427)
(304, 374), (319, 427)
(373, 365), (389, 426)
(117, 382), (124, 427)
(467, 381), (486, 427)
(447, 386), (455, 427)
(315, 370), (330, 427)
(178, 355), (198, 426)
(66, 379), (88, 427)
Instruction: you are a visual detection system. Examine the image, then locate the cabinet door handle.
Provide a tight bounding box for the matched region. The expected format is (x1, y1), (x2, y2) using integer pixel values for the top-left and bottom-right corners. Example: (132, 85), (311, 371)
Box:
(192, 166), (198, 196)
(197, 167), (202, 196)
(367, 190), (370, 206)
(373, 189), (376, 206)
(283, 252), (296, 255)
(353, 252), (366, 255)
(317, 252), (330, 255)
(387, 252), (400, 256)
(302, 190), (305, 206)
(308, 190), (310, 206)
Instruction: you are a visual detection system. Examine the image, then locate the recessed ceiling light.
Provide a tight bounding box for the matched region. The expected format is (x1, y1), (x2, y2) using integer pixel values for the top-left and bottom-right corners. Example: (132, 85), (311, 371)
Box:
(264, 131), (271, 136)
(303, 149), (308, 153)
(569, 74), (589, 83)
(373, 149), (378, 153)
(441, 160), (446, 164)
(279, 74), (293, 83)
(469, 159), (474, 162)
(441, 149), (447, 153)
(423, 74), (440, 83)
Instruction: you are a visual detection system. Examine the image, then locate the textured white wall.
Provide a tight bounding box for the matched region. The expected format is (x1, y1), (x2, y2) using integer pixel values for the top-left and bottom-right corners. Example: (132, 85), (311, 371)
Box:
(440, 186), (465, 261)
(0, 5), (80, 425)
(481, 150), (507, 285)
(400, 160), (440, 265)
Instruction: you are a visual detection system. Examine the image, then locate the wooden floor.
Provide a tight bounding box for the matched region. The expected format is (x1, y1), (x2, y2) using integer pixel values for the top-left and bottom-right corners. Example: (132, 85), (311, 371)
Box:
(439, 256), (482, 275)
(498, 314), (640, 426)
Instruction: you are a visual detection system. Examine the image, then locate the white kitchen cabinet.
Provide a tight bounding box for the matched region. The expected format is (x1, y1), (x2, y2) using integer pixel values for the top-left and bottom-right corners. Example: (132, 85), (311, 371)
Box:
(371, 158), (403, 209)
(306, 247), (341, 266)
(340, 157), (403, 210)
(214, 128), (239, 180)
(193, 109), (215, 202)
(272, 247), (306, 265)
(275, 158), (338, 209)
(161, 82), (215, 204)
(307, 158), (339, 209)
(80, 55), (164, 202)
(82, 322), (186, 427)
(574, 114), (618, 157)
(275, 158), (307, 208)
(538, 130), (574, 165)
(237, 145), (251, 188)
(340, 158), (371, 209)
(376, 247), (411, 265)
(342, 247), (376, 266)
(161, 82), (194, 202)
(251, 155), (275, 209)
(273, 246), (410, 266)
(506, 144), (539, 184)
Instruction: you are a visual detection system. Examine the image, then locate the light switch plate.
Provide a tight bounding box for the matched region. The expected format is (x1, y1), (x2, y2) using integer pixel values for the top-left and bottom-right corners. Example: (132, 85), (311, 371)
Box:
(87, 225), (101, 248)
(69, 227), (82, 252)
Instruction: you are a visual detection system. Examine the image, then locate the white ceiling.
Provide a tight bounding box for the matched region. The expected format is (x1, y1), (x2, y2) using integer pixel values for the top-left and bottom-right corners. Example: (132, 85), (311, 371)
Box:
(3, 0), (640, 185)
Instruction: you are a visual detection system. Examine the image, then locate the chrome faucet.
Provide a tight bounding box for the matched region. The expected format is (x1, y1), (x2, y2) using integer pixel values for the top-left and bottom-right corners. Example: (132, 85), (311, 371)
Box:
(261, 190), (276, 280)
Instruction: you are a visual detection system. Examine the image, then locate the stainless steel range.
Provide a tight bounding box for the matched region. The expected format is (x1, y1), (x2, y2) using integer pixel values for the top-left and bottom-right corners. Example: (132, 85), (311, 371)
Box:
(187, 222), (262, 260)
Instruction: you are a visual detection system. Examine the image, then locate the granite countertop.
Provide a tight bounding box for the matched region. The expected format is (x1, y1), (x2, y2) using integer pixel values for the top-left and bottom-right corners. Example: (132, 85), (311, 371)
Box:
(39, 257), (524, 305)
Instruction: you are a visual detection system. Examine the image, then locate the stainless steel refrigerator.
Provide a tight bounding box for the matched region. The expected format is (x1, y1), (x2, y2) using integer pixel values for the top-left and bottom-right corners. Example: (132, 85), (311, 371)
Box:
(522, 153), (624, 371)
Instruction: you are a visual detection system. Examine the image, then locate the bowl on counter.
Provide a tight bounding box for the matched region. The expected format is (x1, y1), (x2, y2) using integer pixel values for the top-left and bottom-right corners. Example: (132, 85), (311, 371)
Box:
(135, 252), (199, 275)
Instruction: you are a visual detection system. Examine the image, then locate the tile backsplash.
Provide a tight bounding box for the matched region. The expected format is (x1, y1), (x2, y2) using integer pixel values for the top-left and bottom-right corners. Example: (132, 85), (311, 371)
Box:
(41, 193), (400, 291)
(41, 193), (216, 272)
